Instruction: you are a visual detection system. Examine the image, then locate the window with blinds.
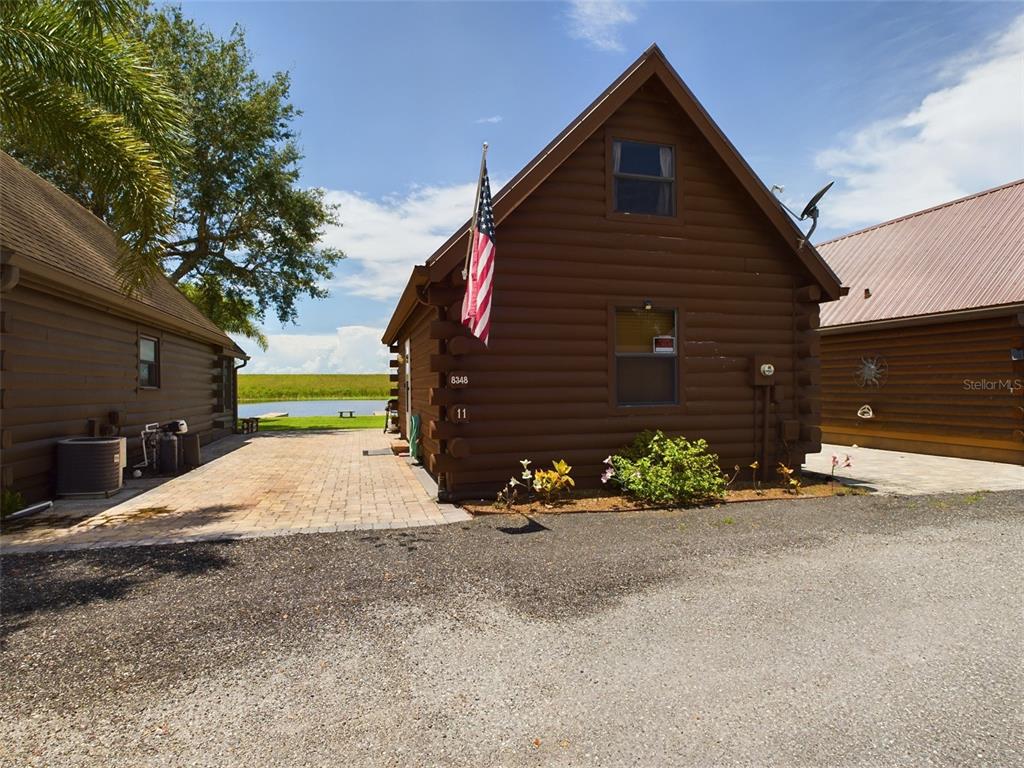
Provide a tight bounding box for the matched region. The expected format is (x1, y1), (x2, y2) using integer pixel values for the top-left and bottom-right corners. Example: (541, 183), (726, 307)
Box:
(614, 307), (677, 405)
(612, 140), (674, 216)
(139, 336), (160, 388)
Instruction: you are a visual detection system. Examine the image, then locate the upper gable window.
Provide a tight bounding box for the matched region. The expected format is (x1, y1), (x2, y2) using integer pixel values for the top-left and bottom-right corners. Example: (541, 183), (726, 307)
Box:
(612, 140), (674, 217)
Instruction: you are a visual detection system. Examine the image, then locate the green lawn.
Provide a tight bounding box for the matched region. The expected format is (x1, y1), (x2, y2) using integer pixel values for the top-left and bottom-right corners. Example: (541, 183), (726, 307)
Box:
(238, 374), (390, 402)
(256, 415), (382, 431)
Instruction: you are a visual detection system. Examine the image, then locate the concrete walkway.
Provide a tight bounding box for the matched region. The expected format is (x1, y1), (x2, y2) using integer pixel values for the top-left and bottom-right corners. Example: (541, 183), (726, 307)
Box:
(1, 430), (469, 553)
(805, 443), (1024, 495)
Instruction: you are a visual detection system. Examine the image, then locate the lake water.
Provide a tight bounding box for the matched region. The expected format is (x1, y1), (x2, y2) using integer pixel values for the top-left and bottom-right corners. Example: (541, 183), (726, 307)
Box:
(238, 399), (386, 418)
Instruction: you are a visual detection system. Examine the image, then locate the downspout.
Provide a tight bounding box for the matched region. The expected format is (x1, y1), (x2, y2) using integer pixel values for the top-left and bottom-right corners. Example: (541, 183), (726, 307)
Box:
(233, 357), (248, 430)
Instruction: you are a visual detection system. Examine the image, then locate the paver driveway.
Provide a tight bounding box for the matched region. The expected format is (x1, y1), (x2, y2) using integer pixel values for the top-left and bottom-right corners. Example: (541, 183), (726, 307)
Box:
(805, 443), (1024, 494)
(0, 430), (468, 553)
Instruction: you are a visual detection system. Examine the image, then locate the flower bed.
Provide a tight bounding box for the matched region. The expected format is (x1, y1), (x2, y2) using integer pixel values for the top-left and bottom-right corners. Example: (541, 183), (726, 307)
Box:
(461, 479), (863, 516)
(471, 434), (862, 516)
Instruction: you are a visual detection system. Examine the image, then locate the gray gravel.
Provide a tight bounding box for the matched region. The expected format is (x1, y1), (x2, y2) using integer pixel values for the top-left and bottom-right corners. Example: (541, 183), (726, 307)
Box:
(2, 490), (1023, 767)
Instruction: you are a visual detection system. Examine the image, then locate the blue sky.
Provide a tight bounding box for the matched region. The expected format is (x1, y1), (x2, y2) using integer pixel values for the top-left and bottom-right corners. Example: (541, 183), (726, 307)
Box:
(177, 1), (1024, 373)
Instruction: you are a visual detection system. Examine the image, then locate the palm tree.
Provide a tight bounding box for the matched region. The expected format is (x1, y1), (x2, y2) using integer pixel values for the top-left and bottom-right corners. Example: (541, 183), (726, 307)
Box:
(0, 0), (186, 289)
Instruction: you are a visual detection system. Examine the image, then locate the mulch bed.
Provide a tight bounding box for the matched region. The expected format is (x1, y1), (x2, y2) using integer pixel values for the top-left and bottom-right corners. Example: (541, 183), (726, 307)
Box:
(460, 479), (862, 516)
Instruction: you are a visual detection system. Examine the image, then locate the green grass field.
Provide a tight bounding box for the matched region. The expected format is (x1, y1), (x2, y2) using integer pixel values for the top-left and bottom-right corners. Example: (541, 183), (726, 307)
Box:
(238, 374), (390, 402)
(256, 415), (382, 431)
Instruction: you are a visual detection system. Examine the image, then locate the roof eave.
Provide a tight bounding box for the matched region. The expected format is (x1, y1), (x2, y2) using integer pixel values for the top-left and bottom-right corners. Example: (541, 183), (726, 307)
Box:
(382, 265), (430, 344)
(820, 302), (1024, 335)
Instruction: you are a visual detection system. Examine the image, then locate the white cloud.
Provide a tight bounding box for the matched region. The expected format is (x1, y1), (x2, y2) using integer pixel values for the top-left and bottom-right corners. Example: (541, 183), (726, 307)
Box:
(566, 0), (637, 53)
(816, 14), (1024, 228)
(475, 115), (503, 124)
(319, 182), (478, 301)
(236, 325), (389, 374)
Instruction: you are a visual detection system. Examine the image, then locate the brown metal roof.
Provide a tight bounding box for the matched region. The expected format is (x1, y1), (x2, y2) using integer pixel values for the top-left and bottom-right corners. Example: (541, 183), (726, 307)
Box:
(0, 151), (244, 354)
(819, 180), (1024, 328)
(383, 43), (844, 343)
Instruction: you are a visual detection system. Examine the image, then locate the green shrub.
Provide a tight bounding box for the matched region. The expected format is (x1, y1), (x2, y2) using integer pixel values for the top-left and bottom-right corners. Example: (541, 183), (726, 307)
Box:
(1, 488), (25, 519)
(606, 430), (727, 505)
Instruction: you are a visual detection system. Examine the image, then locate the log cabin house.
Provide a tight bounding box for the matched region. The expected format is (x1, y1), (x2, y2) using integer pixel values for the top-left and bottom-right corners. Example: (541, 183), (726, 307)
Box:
(382, 45), (845, 501)
(818, 181), (1024, 465)
(0, 151), (247, 502)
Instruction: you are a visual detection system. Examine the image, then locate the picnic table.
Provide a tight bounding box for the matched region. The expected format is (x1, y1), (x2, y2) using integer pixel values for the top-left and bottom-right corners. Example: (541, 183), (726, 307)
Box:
(338, 410), (355, 418)
(239, 417), (260, 434)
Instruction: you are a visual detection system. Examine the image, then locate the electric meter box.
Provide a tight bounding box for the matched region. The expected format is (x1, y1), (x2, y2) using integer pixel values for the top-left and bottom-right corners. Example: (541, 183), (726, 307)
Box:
(753, 354), (776, 386)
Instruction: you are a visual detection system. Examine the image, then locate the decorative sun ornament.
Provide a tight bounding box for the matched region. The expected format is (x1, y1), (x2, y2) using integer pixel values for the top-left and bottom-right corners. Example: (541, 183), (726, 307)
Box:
(855, 356), (888, 388)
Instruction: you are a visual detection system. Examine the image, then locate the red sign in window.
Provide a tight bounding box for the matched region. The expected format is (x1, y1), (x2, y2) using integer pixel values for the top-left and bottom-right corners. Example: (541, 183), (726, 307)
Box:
(652, 335), (675, 354)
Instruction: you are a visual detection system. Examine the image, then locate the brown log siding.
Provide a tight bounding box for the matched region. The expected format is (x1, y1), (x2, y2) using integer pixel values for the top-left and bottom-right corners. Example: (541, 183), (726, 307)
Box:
(821, 313), (1024, 465)
(394, 78), (827, 499)
(0, 283), (234, 501)
(396, 304), (441, 460)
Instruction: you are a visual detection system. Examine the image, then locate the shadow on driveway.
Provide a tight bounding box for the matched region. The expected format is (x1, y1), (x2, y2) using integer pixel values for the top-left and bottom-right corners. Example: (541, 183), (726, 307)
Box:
(1, 544), (232, 642)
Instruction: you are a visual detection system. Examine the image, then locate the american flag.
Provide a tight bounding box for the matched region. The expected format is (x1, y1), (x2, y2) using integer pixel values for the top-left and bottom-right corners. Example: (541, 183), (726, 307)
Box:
(461, 162), (496, 345)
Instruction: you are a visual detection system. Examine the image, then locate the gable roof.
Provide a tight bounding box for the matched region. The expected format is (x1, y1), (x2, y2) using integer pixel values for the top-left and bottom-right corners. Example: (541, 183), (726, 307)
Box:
(819, 179), (1024, 329)
(0, 151), (245, 355)
(383, 43), (843, 343)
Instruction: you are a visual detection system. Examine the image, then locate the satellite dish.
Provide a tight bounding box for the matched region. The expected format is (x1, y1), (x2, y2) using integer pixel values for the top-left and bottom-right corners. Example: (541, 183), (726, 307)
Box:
(771, 180), (835, 242)
(800, 181), (834, 221)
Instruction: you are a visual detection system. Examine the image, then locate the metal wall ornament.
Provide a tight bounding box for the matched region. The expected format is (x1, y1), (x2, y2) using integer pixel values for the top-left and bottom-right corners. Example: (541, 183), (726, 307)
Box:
(855, 356), (888, 388)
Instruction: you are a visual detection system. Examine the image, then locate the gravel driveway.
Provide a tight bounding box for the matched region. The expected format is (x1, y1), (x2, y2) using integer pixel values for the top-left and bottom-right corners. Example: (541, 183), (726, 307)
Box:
(2, 491), (1023, 767)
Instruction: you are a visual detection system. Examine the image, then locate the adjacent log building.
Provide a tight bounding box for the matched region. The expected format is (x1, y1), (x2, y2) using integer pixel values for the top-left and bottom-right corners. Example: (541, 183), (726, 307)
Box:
(382, 46), (845, 501)
(0, 151), (247, 502)
(819, 181), (1024, 465)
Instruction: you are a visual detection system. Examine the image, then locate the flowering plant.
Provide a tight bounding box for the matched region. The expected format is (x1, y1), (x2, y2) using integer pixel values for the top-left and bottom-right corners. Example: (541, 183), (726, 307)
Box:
(776, 462), (801, 494)
(830, 454), (852, 490)
(605, 430), (726, 505)
(600, 456), (615, 485)
(495, 475), (523, 509)
(749, 459), (763, 495)
(494, 458), (574, 507)
(532, 459), (575, 502)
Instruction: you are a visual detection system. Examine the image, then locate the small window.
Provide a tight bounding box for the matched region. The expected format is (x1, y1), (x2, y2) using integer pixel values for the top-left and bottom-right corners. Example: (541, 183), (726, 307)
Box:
(220, 356), (234, 411)
(139, 336), (160, 388)
(612, 140), (674, 216)
(615, 307), (677, 405)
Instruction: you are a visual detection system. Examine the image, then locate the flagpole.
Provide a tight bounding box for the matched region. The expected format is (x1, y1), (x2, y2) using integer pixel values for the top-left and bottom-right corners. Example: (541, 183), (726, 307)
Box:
(441, 142), (487, 503)
(462, 142), (489, 279)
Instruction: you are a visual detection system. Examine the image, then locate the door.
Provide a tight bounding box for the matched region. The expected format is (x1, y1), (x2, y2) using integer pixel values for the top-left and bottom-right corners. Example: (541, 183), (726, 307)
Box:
(403, 338), (412, 438)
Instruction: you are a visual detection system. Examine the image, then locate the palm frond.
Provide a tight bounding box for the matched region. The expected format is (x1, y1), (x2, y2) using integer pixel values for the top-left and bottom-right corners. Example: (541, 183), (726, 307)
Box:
(0, 1), (186, 159)
(59, 0), (136, 38)
(0, 71), (172, 290)
(178, 279), (269, 350)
